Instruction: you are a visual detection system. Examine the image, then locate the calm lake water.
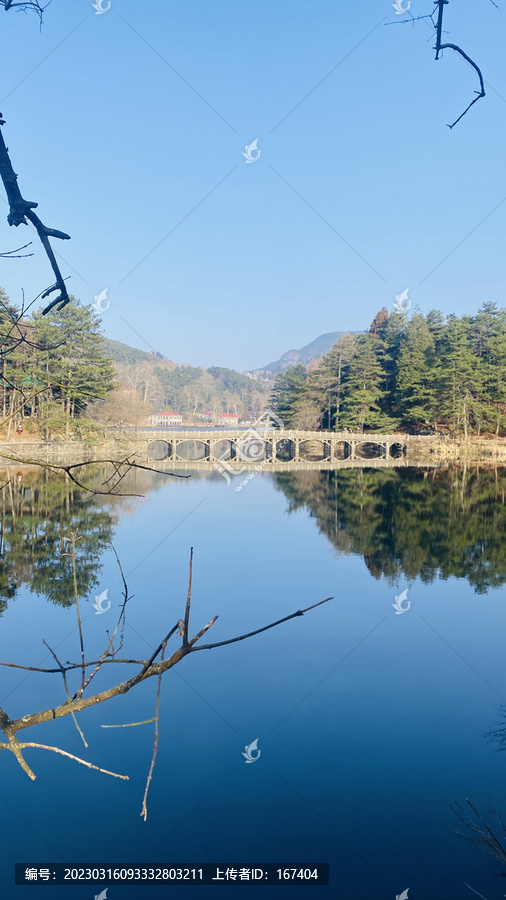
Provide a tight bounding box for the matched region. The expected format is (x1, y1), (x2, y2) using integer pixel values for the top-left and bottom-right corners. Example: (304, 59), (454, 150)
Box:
(1, 464), (506, 899)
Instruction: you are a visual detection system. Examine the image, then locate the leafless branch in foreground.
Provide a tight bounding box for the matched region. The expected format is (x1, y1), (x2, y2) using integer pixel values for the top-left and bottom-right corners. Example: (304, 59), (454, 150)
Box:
(0, 114), (71, 313)
(434, 0), (486, 129)
(387, 0), (490, 128)
(0, 545), (332, 818)
(2, 1), (50, 31)
(0, 451), (191, 495)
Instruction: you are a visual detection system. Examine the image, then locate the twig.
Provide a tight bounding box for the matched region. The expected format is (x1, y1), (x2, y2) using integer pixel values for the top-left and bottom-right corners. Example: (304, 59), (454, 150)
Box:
(140, 643), (166, 820)
(101, 718), (156, 728)
(191, 597), (333, 651)
(79, 541), (133, 698)
(0, 242), (33, 258)
(2, 742), (128, 780)
(63, 533), (86, 694)
(42, 638), (87, 748)
(183, 547), (193, 647)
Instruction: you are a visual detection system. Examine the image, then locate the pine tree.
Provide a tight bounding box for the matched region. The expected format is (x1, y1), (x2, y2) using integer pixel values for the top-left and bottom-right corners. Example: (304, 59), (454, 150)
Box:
(438, 315), (483, 438)
(470, 302), (506, 435)
(31, 298), (116, 432)
(395, 313), (438, 428)
(311, 333), (357, 430)
(339, 335), (394, 432)
(271, 365), (316, 428)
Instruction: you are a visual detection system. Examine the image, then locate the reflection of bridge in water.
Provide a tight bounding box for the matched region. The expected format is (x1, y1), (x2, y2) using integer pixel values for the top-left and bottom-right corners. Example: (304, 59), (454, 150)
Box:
(144, 430), (434, 466)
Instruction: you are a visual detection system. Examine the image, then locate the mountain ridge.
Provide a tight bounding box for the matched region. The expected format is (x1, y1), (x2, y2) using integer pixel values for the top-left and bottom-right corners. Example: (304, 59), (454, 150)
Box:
(249, 332), (346, 376)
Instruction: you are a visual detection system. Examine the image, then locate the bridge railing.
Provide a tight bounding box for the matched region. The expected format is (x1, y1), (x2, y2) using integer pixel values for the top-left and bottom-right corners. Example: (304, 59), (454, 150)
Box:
(139, 430), (420, 441)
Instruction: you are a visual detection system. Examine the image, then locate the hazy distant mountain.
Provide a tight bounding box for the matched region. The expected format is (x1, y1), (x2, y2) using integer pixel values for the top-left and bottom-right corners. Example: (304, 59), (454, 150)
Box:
(250, 332), (346, 376)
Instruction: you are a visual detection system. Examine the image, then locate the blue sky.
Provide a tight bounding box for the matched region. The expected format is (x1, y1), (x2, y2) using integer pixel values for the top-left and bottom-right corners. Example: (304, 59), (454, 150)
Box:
(0, 0), (505, 370)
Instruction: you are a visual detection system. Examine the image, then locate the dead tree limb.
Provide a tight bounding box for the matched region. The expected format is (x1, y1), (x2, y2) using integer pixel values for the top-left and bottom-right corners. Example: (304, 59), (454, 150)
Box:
(0, 452), (191, 495)
(0, 547), (332, 818)
(3, 0), (48, 20)
(387, 0), (489, 128)
(0, 114), (71, 313)
(140, 642), (166, 821)
(434, 0), (486, 128)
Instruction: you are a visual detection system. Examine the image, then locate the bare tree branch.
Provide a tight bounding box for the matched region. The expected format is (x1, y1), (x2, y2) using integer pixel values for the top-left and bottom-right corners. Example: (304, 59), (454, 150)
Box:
(388, 0), (490, 127)
(140, 642), (166, 820)
(0, 741), (128, 780)
(434, 0), (485, 128)
(0, 114), (71, 313)
(191, 597), (332, 651)
(183, 546), (193, 647)
(3, 0), (49, 27)
(0, 552), (332, 802)
(0, 452), (191, 496)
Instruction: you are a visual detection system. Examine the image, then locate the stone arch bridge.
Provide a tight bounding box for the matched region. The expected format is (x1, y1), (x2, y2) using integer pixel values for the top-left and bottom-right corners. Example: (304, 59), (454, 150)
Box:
(144, 430), (429, 465)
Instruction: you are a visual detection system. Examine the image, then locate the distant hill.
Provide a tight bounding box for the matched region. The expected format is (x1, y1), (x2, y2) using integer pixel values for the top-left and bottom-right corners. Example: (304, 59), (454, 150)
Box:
(102, 338), (154, 365)
(250, 332), (347, 377)
(100, 336), (267, 420)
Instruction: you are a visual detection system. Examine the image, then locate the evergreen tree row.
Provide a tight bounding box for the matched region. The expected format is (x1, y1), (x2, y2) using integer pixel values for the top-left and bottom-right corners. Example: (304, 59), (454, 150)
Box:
(271, 303), (506, 436)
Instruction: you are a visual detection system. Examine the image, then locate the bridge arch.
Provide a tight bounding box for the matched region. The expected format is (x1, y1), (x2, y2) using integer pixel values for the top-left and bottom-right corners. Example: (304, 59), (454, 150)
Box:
(176, 439), (208, 461)
(354, 440), (384, 460)
(299, 439), (326, 461)
(276, 438), (295, 461)
(388, 441), (404, 459)
(147, 440), (171, 461)
(213, 439), (234, 461)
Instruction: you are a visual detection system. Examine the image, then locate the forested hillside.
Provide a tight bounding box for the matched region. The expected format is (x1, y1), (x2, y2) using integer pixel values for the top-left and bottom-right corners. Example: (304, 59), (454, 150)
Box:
(271, 303), (506, 437)
(0, 287), (269, 436)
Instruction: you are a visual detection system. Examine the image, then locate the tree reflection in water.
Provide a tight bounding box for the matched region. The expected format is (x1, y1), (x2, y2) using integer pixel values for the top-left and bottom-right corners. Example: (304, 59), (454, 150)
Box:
(272, 465), (506, 593)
